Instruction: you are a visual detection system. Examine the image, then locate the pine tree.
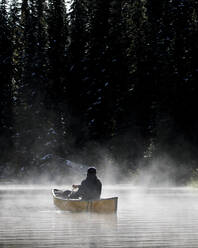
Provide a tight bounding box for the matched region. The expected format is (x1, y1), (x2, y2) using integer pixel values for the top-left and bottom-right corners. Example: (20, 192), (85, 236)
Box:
(166, 0), (198, 163)
(47, 0), (69, 155)
(13, 0), (52, 166)
(47, 0), (68, 107)
(0, 0), (13, 162)
(66, 0), (89, 145)
(9, 0), (22, 103)
(82, 0), (111, 140)
(107, 0), (129, 133)
(140, 0), (198, 167)
(121, 0), (152, 160)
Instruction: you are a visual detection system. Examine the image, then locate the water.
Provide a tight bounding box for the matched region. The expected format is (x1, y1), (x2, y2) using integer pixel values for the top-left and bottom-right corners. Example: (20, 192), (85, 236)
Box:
(1, 185), (198, 247)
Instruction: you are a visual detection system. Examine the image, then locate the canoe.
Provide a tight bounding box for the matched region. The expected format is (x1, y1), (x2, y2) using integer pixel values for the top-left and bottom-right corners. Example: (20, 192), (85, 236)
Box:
(52, 189), (118, 213)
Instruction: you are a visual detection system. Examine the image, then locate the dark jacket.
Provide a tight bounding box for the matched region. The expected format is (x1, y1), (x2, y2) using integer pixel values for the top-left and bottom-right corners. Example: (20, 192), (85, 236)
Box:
(77, 174), (102, 200)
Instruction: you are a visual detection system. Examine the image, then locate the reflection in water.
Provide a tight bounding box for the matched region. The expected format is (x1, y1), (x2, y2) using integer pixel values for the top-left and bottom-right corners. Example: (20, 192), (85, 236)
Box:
(1, 185), (198, 247)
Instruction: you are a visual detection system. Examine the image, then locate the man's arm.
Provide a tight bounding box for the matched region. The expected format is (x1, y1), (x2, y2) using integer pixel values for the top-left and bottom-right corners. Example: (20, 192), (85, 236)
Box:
(72, 184), (80, 189)
(98, 180), (102, 197)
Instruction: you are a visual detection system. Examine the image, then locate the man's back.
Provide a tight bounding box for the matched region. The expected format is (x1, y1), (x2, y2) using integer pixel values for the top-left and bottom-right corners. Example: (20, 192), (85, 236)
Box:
(78, 174), (102, 200)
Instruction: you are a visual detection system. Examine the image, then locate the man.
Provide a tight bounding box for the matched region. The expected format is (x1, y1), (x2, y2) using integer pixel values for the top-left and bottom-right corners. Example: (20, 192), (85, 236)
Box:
(64, 167), (102, 200)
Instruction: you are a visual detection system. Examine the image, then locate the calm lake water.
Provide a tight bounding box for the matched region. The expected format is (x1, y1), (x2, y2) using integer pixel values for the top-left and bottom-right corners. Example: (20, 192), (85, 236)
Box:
(1, 185), (198, 247)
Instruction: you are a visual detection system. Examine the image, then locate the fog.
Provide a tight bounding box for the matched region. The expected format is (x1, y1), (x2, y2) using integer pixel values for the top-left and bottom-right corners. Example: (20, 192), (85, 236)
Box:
(1, 184), (198, 247)
(1, 137), (198, 247)
(2, 151), (190, 188)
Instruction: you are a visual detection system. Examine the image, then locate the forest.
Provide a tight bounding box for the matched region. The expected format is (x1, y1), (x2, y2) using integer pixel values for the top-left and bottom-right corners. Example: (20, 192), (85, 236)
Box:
(0, 0), (198, 184)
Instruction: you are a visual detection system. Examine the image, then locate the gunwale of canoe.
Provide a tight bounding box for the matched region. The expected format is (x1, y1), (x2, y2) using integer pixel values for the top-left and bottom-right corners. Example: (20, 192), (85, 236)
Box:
(52, 189), (118, 213)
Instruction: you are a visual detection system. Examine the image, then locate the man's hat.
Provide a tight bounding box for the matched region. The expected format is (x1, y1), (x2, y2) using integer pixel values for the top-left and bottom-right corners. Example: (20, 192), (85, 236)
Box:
(87, 167), (96, 174)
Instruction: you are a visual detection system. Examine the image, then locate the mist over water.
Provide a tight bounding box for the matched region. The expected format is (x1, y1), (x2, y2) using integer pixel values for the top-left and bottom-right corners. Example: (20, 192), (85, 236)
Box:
(1, 184), (198, 247)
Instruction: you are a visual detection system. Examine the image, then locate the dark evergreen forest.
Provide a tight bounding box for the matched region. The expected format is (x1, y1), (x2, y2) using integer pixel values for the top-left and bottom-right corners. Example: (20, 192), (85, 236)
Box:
(0, 0), (198, 184)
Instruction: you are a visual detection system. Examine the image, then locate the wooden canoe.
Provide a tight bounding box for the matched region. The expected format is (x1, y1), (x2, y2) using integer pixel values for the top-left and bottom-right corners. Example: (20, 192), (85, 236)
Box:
(52, 189), (118, 213)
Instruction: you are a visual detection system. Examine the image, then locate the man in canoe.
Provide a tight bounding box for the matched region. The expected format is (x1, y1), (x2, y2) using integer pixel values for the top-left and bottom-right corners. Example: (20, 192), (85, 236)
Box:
(64, 167), (102, 200)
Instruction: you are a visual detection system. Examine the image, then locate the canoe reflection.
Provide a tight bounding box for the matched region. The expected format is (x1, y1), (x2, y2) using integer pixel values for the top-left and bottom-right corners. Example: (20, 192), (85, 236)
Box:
(61, 211), (118, 227)
(49, 211), (118, 247)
